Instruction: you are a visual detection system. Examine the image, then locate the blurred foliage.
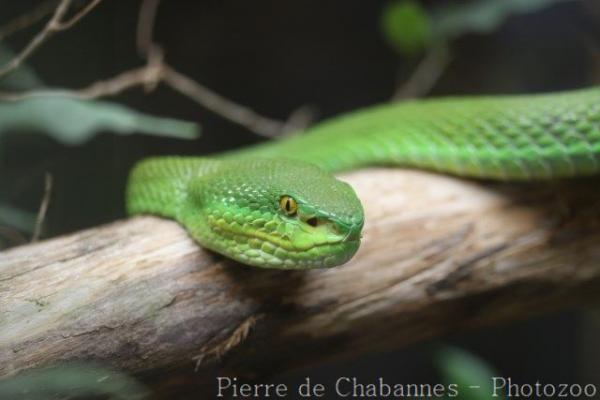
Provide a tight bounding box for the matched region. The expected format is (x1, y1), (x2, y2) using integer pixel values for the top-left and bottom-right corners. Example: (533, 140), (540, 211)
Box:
(0, 45), (199, 235)
(0, 363), (149, 400)
(433, 0), (578, 39)
(0, 46), (200, 144)
(0, 46), (44, 90)
(0, 96), (199, 145)
(381, 0), (578, 56)
(0, 203), (35, 233)
(436, 346), (502, 400)
(381, 0), (431, 57)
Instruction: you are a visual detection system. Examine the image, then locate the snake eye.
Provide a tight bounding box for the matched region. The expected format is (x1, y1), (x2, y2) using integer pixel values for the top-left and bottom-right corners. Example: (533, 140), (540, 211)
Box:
(279, 195), (297, 216)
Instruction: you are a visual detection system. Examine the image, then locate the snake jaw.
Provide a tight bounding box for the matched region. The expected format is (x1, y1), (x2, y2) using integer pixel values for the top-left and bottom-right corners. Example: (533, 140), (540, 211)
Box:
(200, 207), (362, 269)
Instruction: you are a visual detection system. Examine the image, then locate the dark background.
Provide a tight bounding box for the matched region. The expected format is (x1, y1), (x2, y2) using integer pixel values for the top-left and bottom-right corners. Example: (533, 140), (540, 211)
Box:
(1, 0), (599, 398)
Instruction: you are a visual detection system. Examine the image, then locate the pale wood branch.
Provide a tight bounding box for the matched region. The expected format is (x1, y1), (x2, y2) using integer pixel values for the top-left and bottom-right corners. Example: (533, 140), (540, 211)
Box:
(1, 169), (600, 396)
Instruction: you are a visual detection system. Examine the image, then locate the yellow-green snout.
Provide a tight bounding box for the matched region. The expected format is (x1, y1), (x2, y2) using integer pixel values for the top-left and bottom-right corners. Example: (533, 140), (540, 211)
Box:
(188, 159), (364, 269)
(205, 203), (362, 268)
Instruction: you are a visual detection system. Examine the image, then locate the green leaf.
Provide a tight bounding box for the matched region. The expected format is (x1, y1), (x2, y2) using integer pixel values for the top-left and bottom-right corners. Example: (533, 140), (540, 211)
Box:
(0, 45), (198, 142)
(432, 0), (577, 40)
(0, 363), (150, 400)
(436, 346), (502, 400)
(0, 96), (200, 144)
(0, 44), (45, 90)
(0, 202), (36, 232)
(380, 0), (432, 57)
(381, 0), (577, 56)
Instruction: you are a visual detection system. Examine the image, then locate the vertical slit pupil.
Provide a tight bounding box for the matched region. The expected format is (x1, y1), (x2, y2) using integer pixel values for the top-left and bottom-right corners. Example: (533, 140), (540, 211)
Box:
(285, 200), (291, 212)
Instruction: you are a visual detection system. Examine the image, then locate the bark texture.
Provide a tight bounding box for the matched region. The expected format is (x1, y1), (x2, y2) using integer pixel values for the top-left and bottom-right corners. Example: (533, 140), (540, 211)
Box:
(1, 168), (600, 396)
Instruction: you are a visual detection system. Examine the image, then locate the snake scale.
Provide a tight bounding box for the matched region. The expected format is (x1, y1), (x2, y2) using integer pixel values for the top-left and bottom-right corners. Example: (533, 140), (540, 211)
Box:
(127, 87), (600, 269)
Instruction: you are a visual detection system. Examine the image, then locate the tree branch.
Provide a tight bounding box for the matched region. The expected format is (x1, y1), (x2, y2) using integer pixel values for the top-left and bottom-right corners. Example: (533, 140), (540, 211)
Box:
(0, 61), (292, 137)
(0, 0), (102, 79)
(31, 173), (53, 243)
(0, 0), (57, 42)
(392, 44), (451, 101)
(136, 0), (161, 58)
(53, 0), (102, 31)
(1, 169), (600, 396)
(161, 66), (287, 137)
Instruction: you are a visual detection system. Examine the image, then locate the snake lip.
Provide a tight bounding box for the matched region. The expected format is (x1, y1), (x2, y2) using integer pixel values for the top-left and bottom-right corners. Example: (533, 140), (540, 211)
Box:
(342, 221), (363, 242)
(319, 238), (359, 248)
(211, 221), (358, 253)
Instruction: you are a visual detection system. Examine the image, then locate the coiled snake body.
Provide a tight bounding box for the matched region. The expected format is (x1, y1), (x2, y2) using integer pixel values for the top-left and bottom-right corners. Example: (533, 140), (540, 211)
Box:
(127, 87), (600, 269)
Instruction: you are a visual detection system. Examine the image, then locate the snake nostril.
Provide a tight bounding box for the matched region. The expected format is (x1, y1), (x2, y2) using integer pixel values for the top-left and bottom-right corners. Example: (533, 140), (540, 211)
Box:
(306, 217), (318, 227)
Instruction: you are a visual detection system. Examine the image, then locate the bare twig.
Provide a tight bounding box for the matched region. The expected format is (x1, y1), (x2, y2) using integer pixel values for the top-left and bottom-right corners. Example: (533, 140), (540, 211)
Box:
(281, 104), (317, 135)
(0, 0), (71, 78)
(0, 0), (102, 79)
(0, 0), (57, 42)
(0, 64), (163, 101)
(162, 66), (286, 137)
(0, 61), (294, 138)
(0, 0), (300, 138)
(136, 0), (301, 137)
(82, 59), (164, 97)
(392, 44), (451, 101)
(31, 173), (53, 242)
(136, 0), (161, 57)
(53, 0), (102, 31)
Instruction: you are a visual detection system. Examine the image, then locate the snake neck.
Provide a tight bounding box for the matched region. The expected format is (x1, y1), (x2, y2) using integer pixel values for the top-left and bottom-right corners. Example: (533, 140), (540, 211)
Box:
(126, 157), (220, 220)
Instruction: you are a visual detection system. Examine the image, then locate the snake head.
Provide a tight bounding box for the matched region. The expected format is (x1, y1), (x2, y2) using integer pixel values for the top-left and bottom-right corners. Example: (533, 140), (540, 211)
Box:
(185, 158), (364, 269)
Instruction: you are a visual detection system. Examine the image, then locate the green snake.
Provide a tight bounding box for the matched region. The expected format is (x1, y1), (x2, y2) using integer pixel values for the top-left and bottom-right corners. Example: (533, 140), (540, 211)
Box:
(127, 87), (600, 269)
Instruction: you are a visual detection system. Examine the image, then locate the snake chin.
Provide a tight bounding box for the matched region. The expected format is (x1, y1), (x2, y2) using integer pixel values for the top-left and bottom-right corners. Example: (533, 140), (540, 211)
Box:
(232, 237), (361, 269)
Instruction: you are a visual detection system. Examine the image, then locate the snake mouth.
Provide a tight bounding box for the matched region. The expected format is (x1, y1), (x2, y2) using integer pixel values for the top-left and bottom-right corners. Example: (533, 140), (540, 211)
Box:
(208, 221), (360, 269)
(211, 219), (357, 250)
(245, 238), (361, 269)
